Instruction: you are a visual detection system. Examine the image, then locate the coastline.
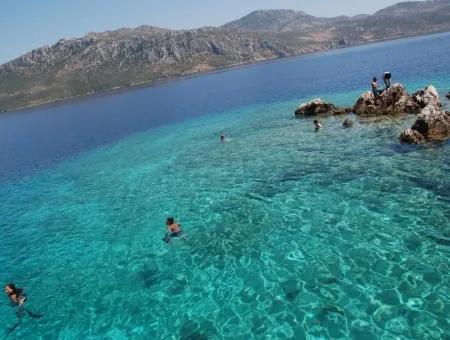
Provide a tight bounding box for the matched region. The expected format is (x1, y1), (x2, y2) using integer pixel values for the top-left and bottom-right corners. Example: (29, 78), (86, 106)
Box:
(1, 29), (449, 115)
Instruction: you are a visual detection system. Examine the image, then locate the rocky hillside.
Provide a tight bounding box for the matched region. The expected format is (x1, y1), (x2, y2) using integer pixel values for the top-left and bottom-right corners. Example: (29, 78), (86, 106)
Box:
(223, 0), (450, 42)
(222, 10), (329, 32)
(1, 0), (450, 111)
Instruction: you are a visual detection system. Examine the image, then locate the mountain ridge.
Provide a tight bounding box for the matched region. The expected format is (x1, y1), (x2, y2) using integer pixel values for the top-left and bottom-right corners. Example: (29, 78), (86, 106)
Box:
(1, 0), (450, 112)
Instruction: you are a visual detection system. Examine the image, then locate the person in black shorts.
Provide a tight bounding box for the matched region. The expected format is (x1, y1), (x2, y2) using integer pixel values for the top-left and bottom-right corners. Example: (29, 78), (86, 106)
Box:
(383, 72), (392, 89)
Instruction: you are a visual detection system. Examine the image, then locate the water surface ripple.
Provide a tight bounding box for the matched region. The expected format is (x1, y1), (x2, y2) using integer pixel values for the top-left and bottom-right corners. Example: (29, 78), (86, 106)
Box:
(0, 33), (449, 339)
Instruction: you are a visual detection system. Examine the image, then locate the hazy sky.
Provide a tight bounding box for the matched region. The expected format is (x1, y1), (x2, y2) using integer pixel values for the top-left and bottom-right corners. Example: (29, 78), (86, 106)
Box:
(1, 0), (403, 64)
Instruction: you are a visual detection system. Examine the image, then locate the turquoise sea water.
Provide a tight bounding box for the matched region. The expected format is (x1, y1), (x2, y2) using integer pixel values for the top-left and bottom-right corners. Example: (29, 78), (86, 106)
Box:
(1, 33), (450, 339)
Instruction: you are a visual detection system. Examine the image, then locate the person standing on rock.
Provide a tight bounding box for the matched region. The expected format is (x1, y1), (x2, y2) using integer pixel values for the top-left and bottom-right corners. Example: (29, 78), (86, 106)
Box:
(383, 72), (392, 89)
(371, 77), (383, 98)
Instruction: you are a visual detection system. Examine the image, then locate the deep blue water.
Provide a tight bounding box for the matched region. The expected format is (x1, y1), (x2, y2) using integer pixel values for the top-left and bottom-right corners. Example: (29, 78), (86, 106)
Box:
(1, 32), (449, 182)
(0, 32), (449, 339)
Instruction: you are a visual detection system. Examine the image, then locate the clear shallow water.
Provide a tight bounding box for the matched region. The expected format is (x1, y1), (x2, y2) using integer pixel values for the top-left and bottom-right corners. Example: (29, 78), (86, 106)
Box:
(0, 33), (450, 339)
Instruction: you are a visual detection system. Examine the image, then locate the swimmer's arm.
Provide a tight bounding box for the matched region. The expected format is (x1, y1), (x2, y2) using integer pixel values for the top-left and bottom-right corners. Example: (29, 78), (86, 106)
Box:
(18, 295), (27, 305)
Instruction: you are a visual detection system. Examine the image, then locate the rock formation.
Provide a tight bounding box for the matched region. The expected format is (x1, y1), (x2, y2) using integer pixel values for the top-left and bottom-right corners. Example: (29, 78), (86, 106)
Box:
(353, 83), (418, 116)
(411, 85), (440, 109)
(295, 99), (334, 116)
(399, 128), (425, 144)
(400, 87), (450, 143)
(295, 98), (351, 117)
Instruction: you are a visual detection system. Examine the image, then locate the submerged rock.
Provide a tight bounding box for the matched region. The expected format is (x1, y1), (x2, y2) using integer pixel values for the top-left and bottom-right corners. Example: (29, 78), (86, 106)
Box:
(295, 98), (351, 117)
(342, 118), (353, 127)
(353, 83), (418, 116)
(333, 107), (353, 115)
(446, 92), (450, 100)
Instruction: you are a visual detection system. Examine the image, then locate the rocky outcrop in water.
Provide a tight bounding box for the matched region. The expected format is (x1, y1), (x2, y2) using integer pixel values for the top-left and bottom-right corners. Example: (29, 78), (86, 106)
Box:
(353, 83), (418, 116)
(400, 87), (450, 143)
(412, 86), (440, 109)
(295, 99), (334, 116)
(294, 98), (351, 117)
(400, 106), (450, 143)
(399, 128), (425, 144)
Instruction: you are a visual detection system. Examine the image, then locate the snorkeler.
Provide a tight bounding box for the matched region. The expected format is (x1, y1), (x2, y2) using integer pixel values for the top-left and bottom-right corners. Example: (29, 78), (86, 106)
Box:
(313, 119), (322, 130)
(220, 132), (225, 142)
(162, 217), (184, 243)
(4, 283), (42, 335)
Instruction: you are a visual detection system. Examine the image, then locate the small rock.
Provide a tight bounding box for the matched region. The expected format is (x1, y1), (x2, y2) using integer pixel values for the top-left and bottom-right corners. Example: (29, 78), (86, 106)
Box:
(399, 128), (424, 144)
(295, 98), (351, 117)
(446, 92), (450, 100)
(343, 118), (353, 127)
(295, 98), (335, 116)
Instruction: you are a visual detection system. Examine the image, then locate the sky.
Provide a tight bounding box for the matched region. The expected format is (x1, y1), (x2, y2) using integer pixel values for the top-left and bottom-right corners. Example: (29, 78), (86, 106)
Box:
(0, 0), (403, 64)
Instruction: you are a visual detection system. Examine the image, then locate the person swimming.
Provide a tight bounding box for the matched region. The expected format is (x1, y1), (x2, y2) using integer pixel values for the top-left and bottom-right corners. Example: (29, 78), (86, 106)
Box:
(220, 132), (225, 142)
(5, 283), (27, 307)
(4, 283), (42, 335)
(313, 119), (322, 130)
(162, 217), (183, 243)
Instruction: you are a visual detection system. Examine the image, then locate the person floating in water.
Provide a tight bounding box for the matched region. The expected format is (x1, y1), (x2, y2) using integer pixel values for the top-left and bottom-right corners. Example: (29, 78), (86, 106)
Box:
(5, 283), (27, 308)
(371, 77), (383, 98)
(162, 217), (184, 243)
(4, 283), (42, 335)
(313, 119), (322, 130)
(220, 132), (225, 142)
(383, 72), (392, 89)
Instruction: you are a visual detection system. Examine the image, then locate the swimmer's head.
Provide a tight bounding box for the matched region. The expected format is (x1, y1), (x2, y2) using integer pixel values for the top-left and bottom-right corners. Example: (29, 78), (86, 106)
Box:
(313, 120), (319, 124)
(373, 77), (377, 82)
(166, 217), (175, 225)
(5, 283), (16, 295)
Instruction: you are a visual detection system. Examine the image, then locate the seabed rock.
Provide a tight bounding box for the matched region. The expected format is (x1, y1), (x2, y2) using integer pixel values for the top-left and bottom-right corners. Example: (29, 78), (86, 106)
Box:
(295, 98), (351, 117)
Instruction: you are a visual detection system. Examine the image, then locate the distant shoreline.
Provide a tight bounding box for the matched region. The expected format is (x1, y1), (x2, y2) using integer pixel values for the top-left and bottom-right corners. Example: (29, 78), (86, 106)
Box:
(2, 30), (449, 115)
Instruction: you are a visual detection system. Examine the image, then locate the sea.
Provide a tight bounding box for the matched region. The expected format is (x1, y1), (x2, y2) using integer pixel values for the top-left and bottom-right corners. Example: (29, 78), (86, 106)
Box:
(0, 32), (449, 339)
